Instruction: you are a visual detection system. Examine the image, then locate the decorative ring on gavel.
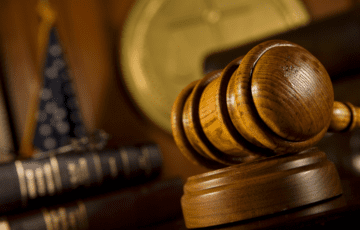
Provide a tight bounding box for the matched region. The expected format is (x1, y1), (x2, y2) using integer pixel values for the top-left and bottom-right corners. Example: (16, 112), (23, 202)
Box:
(171, 40), (360, 168)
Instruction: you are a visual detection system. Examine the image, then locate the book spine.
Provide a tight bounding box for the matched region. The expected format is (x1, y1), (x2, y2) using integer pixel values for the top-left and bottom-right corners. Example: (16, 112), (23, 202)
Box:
(0, 144), (162, 214)
(1, 178), (183, 230)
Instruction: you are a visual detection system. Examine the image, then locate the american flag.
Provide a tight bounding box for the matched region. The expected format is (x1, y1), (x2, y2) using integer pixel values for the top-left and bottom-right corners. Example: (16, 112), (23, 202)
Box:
(33, 27), (87, 153)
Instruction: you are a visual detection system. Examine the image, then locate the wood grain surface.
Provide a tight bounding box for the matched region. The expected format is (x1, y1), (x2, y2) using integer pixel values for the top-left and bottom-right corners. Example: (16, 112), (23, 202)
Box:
(329, 101), (360, 132)
(172, 40), (360, 167)
(181, 148), (342, 228)
(227, 40), (331, 153)
(198, 57), (261, 160)
(250, 45), (332, 141)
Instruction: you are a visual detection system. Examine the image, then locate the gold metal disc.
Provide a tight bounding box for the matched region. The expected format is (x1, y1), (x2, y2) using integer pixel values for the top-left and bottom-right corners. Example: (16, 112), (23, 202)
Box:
(120, 0), (310, 133)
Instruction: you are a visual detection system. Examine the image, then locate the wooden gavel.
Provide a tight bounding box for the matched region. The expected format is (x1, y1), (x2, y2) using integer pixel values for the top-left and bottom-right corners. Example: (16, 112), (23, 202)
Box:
(172, 40), (360, 168)
(171, 40), (359, 228)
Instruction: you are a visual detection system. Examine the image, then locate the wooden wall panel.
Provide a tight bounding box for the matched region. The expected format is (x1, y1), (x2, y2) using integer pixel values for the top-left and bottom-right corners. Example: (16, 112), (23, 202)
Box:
(0, 0), (39, 153)
(0, 0), (209, 180)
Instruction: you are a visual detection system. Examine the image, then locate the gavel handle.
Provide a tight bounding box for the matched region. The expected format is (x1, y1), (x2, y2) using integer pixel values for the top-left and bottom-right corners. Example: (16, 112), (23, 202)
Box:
(329, 101), (360, 132)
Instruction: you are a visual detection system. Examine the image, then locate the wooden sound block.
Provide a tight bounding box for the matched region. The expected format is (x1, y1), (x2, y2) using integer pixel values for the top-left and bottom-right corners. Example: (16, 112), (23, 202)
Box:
(181, 147), (342, 229)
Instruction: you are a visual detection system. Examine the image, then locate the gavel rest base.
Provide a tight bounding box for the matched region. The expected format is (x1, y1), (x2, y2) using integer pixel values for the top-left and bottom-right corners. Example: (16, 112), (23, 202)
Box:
(181, 148), (343, 229)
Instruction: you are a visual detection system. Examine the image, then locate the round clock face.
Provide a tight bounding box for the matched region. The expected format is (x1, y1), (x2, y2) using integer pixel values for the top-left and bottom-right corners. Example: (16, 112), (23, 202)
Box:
(120, 0), (309, 133)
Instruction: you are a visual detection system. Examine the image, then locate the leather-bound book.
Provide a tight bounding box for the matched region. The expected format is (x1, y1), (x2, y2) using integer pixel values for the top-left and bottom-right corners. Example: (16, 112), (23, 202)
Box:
(0, 144), (162, 215)
(0, 177), (183, 230)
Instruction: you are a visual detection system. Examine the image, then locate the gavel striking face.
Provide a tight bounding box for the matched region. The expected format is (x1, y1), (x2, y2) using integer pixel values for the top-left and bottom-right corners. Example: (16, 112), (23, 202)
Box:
(171, 40), (359, 228)
(172, 40), (359, 168)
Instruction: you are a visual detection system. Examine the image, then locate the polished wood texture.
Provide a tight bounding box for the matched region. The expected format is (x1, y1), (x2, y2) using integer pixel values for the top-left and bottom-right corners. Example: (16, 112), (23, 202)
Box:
(182, 148), (342, 228)
(172, 40), (360, 167)
(329, 101), (360, 132)
(171, 40), (358, 228)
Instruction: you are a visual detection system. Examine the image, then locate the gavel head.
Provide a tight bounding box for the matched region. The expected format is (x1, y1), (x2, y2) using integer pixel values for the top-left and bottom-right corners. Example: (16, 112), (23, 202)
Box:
(171, 40), (334, 168)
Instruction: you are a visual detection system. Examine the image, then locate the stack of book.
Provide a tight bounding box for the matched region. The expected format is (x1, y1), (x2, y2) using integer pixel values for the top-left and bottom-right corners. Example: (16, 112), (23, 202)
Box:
(0, 143), (184, 229)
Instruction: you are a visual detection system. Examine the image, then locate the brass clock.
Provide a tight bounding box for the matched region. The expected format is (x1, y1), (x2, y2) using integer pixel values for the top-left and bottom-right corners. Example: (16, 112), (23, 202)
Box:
(120, 0), (310, 133)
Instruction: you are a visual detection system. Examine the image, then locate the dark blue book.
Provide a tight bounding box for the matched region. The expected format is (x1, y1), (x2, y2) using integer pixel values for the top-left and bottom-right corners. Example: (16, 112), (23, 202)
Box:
(0, 144), (162, 215)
